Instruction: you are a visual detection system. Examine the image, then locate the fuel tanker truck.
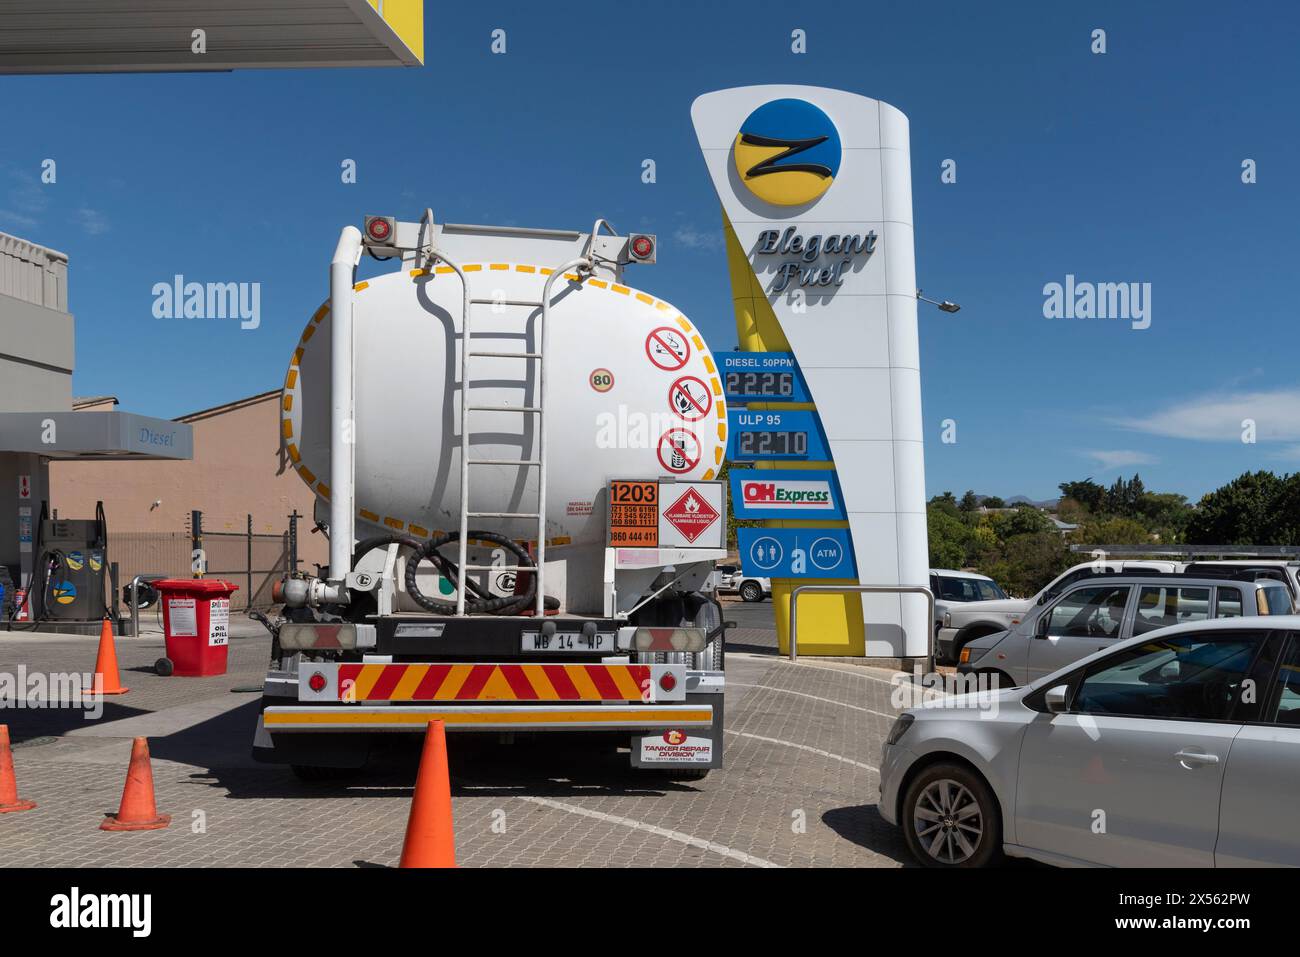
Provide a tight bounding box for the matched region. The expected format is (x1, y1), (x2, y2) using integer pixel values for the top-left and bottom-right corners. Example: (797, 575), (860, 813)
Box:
(251, 211), (730, 779)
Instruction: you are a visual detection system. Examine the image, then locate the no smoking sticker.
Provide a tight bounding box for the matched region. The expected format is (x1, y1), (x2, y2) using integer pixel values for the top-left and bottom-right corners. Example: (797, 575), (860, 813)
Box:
(668, 375), (712, 421)
(645, 327), (690, 372)
(657, 428), (701, 474)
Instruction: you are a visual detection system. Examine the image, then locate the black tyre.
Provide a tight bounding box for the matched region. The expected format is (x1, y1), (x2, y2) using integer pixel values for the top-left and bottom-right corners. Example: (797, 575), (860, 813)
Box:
(901, 762), (1003, 868)
(739, 581), (764, 603)
(154, 657), (173, 677)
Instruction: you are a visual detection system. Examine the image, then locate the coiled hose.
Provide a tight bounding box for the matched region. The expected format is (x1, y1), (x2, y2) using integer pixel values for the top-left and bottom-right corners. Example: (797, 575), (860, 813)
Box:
(354, 531), (558, 616)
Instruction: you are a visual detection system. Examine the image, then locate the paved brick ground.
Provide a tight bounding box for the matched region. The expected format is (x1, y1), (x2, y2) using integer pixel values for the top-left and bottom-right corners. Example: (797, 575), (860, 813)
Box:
(0, 602), (915, 868)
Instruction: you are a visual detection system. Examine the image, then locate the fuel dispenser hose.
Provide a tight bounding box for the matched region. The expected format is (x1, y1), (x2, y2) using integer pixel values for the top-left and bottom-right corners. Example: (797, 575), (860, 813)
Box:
(354, 531), (559, 616)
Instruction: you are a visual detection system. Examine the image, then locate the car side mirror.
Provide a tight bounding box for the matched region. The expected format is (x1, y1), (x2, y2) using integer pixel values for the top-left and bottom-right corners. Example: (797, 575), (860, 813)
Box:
(1045, 684), (1069, 714)
(1034, 616), (1050, 639)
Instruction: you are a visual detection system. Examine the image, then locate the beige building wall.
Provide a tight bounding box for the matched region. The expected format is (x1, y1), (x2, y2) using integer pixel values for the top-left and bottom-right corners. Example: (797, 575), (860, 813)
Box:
(49, 390), (327, 605)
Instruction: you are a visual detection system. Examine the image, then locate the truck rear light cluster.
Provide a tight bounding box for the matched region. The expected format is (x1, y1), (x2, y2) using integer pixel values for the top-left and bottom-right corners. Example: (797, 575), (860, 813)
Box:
(628, 627), (706, 653)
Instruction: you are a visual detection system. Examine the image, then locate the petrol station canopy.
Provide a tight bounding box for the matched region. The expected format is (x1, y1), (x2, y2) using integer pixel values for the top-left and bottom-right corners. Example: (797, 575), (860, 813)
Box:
(0, 411), (193, 460)
(0, 0), (423, 74)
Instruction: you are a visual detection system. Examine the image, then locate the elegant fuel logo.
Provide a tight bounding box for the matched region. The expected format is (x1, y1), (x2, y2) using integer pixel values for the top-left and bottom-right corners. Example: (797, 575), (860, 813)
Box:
(733, 98), (841, 206)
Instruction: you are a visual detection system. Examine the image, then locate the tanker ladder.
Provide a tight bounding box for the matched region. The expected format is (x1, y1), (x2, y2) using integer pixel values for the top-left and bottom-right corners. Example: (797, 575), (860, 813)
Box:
(444, 223), (616, 618)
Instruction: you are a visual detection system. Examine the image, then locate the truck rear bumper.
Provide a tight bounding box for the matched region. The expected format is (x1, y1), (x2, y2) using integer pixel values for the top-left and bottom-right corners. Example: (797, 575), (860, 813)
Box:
(262, 703), (714, 733)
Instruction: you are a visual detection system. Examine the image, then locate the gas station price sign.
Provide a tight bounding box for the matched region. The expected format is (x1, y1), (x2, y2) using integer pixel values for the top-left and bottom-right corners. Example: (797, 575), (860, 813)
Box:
(608, 480), (659, 547)
(716, 352), (810, 403)
(726, 409), (830, 462)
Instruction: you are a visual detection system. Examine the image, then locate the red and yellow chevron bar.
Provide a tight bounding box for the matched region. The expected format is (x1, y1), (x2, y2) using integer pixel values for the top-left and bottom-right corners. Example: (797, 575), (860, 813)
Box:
(334, 663), (655, 703)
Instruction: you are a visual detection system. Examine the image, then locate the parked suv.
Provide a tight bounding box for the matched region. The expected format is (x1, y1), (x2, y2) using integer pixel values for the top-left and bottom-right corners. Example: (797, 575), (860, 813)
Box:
(930, 569), (1006, 633)
(717, 567), (771, 603)
(957, 571), (1293, 687)
(935, 560), (1181, 664)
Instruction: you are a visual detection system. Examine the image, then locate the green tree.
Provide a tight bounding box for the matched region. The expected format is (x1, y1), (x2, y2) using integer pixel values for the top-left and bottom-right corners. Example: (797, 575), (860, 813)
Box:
(1186, 471), (1287, 544)
(1077, 516), (1152, 546)
(981, 495), (1006, 509)
(958, 489), (980, 513)
(927, 505), (971, 568)
(1058, 479), (1105, 514)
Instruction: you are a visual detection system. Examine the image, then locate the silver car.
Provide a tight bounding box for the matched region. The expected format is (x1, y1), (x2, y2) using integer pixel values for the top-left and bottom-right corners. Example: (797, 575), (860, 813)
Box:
(880, 616), (1300, 867)
(957, 573), (1293, 686)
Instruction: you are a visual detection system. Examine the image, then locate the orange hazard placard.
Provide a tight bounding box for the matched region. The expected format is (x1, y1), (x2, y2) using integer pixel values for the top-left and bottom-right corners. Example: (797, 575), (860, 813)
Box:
(609, 480), (659, 547)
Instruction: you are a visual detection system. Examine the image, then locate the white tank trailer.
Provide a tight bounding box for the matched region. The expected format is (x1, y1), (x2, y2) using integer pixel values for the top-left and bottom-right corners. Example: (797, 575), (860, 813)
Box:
(253, 213), (730, 777)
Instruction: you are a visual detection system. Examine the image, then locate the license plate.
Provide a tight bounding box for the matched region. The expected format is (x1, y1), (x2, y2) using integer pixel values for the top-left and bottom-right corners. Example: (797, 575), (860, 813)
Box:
(521, 632), (615, 653)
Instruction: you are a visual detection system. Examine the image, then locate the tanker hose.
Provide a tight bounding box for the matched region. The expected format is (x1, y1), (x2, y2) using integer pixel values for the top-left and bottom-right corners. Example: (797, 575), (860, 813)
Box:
(405, 530), (559, 616)
(354, 532), (559, 616)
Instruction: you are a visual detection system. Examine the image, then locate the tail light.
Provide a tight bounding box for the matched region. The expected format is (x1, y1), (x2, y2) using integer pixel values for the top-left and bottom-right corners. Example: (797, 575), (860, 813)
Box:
(628, 233), (656, 263)
(658, 672), (677, 693)
(364, 215), (395, 244)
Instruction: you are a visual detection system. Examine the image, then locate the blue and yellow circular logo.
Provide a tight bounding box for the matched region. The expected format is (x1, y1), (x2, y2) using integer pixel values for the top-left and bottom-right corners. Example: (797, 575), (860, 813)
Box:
(734, 99), (841, 207)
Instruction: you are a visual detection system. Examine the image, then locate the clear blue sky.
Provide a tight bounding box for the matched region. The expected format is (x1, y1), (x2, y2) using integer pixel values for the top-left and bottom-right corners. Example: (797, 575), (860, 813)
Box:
(3, 0), (1297, 503)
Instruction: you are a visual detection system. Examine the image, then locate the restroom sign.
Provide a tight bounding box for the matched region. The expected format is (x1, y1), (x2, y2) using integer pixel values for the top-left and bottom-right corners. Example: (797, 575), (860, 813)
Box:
(737, 527), (857, 579)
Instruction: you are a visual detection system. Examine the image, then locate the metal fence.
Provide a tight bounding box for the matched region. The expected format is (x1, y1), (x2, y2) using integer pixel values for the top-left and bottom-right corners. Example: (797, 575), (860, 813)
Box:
(106, 511), (295, 614)
(192, 511), (293, 611)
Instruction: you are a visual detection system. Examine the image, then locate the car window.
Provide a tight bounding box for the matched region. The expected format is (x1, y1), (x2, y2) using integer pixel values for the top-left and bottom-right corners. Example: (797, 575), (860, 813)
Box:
(975, 580), (1006, 600)
(1216, 587), (1244, 618)
(1259, 583), (1294, 615)
(1131, 586), (1210, 635)
(1045, 584), (1131, 638)
(1268, 639), (1300, 726)
(937, 577), (978, 601)
(1073, 632), (1264, 721)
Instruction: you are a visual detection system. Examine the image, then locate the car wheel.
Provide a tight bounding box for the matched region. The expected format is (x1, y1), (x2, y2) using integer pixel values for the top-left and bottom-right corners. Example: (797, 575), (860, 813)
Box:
(739, 581), (764, 603)
(902, 763), (1003, 868)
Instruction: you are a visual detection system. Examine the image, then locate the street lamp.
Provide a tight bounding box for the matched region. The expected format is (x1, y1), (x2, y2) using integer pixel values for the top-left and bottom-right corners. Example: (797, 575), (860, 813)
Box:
(916, 289), (960, 313)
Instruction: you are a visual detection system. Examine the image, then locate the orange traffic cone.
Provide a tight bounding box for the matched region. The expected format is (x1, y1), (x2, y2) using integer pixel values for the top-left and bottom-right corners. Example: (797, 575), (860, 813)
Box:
(399, 721), (456, 868)
(100, 737), (169, 831)
(88, 617), (128, 696)
(0, 725), (36, 813)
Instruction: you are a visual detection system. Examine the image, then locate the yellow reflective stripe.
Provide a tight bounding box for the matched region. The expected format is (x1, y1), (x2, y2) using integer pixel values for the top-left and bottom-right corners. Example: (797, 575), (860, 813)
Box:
(391, 664), (430, 701)
(437, 664), (475, 699)
(351, 665), (385, 701)
(520, 665), (560, 701)
(264, 709), (713, 727)
(565, 666), (603, 700)
(608, 667), (644, 700)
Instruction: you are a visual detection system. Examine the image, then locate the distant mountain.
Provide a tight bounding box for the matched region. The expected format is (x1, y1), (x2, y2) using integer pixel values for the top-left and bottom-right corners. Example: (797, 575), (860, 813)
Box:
(1004, 495), (1060, 509)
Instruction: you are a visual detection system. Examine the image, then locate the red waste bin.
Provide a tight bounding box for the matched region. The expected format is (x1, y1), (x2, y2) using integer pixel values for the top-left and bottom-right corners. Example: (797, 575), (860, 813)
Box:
(154, 579), (239, 677)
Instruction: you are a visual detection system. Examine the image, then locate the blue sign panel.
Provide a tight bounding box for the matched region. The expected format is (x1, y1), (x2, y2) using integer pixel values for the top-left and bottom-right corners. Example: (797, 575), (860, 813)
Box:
(716, 351), (811, 403)
(737, 527), (857, 580)
(729, 469), (846, 520)
(727, 409), (831, 461)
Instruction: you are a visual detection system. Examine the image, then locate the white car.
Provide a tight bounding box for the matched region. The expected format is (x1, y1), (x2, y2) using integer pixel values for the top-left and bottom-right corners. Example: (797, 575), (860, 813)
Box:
(715, 566), (771, 602)
(935, 560), (1181, 664)
(930, 569), (1006, 634)
(881, 615), (1300, 867)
